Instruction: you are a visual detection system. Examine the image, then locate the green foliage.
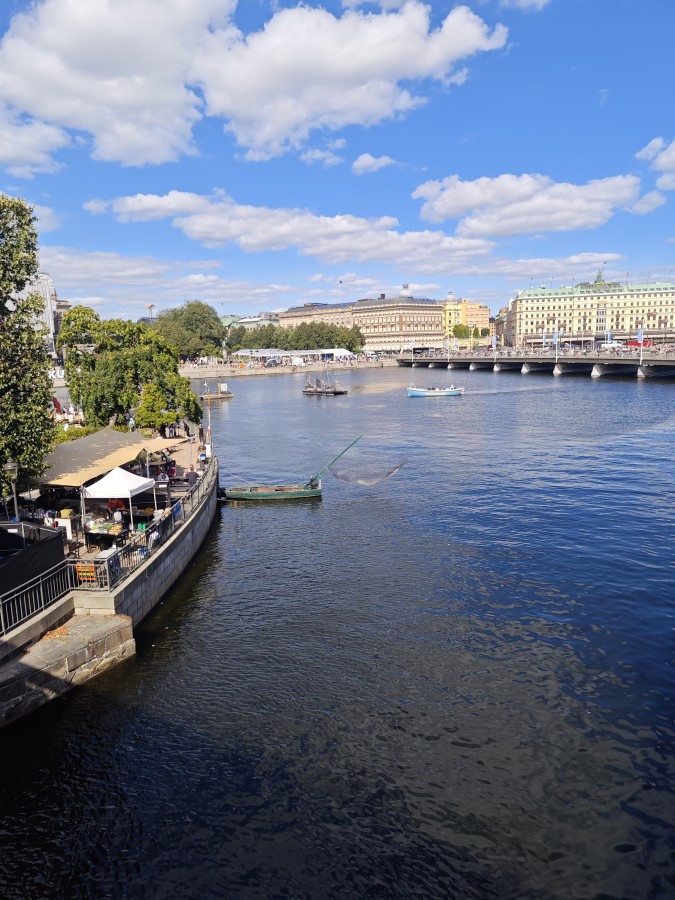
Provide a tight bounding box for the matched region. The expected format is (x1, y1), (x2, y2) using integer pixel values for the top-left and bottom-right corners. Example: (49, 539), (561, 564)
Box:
(53, 424), (100, 443)
(481, 328), (490, 337)
(0, 194), (39, 316)
(226, 322), (363, 354)
(0, 293), (56, 491)
(151, 300), (226, 358)
(58, 306), (202, 428)
(0, 196), (55, 492)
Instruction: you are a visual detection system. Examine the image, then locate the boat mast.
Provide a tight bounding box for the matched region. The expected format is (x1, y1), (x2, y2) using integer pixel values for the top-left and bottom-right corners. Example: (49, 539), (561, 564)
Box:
(305, 434), (363, 484)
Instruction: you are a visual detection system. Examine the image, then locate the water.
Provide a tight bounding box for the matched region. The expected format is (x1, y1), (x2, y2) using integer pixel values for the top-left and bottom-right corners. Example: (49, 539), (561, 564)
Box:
(2, 367), (674, 899)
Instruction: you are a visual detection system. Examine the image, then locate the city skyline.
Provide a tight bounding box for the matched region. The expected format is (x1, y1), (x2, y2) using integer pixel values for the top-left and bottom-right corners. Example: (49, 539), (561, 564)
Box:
(0, 0), (673, 321)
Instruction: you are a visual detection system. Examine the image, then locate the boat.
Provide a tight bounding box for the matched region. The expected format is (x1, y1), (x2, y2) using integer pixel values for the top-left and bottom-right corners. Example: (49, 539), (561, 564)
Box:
(199, 382), (233, 401)
(224, 435), (362, 501)
(302, 373), (348, 396)
(407, 384), (464, 397)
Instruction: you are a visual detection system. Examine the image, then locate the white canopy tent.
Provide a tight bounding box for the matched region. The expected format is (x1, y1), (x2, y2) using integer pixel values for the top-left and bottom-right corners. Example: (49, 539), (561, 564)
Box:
(82, 466), (157, 529)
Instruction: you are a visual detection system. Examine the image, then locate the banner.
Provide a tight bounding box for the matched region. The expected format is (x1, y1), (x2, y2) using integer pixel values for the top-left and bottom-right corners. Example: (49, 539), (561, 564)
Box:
(637, 327), (643, 344)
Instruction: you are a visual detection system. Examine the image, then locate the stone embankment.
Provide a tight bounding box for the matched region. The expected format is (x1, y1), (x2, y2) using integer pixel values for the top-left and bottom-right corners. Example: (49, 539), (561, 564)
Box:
(179, 358), (396, 381)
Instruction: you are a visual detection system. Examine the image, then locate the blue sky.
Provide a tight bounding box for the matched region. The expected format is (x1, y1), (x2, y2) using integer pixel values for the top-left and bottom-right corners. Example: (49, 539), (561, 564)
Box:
(1, 0), (673, 320)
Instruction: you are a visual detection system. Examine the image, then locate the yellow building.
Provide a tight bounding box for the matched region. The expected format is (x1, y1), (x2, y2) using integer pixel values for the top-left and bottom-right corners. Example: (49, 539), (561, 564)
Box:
(441, 292), (491, 345)
(506, 272), (675, 348)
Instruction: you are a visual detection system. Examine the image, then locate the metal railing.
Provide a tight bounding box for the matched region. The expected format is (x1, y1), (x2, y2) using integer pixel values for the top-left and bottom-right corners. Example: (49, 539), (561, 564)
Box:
(66, 454), (217, 592)
(0, 454), (217, 636)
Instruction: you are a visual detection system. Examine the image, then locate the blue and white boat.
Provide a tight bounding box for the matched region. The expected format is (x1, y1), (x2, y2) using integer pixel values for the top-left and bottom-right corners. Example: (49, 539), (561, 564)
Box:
(407, 384), (464, 398)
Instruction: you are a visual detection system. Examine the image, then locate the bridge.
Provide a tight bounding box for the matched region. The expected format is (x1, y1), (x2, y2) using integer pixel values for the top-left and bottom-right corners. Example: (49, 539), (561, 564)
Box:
(396, 351), (675, 380)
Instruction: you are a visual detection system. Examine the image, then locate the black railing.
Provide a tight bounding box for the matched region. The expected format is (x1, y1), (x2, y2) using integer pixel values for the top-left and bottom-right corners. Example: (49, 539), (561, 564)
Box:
(0, 454), (217, 635)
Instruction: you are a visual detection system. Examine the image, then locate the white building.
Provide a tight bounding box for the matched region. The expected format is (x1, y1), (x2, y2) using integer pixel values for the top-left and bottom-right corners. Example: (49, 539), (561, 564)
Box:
(506, 272), (675, 348)
(13, 273), (70, 357)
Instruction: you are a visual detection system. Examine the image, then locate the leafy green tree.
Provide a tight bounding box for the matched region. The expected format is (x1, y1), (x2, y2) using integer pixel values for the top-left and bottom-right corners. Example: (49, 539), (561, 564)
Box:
(0, 195), (56, 493)
(151, 300), (226, 358)
(58, 308), (202, 428)
(0, 195), (39, 316)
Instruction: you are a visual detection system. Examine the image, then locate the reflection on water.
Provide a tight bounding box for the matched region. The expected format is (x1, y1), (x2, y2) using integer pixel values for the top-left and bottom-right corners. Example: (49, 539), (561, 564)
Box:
(2, 368), (674, 898)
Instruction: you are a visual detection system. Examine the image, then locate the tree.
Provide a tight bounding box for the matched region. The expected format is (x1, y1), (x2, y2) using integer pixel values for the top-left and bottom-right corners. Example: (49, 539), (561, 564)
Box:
(151, 300), (226, 358)
(0, 195), (56, 494)
(0, 195), (39, 316)
(58, 308), (202, 428)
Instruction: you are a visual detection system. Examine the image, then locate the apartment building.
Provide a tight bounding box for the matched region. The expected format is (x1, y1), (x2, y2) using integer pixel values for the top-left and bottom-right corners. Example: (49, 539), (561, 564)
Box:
(441, 292), (491, 341)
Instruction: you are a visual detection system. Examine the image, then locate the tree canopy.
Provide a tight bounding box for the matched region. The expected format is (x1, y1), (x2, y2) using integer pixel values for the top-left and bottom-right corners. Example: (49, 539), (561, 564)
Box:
(57, 307), (202, 428)
(0, 195), (56, 496)
(0, 194), (39, 317)
(226, 321), (363, 354)
(150, 300), (226, 358)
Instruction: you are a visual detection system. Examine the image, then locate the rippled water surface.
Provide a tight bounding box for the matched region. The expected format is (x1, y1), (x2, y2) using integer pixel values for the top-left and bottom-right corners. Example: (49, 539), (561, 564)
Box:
(2, 367), (674, 899)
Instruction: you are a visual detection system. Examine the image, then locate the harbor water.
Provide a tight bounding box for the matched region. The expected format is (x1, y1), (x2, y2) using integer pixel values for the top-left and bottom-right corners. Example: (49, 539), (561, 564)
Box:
(1, 367), (674, 898)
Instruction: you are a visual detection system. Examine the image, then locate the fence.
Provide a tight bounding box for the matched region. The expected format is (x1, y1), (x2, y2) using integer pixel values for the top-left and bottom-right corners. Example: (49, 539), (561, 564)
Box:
(0, 455), (217, 637)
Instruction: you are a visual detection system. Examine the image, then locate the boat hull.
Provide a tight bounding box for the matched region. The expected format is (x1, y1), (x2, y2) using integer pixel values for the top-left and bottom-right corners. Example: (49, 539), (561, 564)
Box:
(407, 386), (463, 397)
(224, 482), (322, 501)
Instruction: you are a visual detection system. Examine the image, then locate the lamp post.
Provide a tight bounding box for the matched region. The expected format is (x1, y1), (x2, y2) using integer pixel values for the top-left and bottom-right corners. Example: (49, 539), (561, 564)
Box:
(3, 459), (19, 521)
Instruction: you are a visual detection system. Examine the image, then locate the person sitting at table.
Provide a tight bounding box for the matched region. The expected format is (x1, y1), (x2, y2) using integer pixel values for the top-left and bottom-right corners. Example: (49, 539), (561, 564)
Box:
(107, 499), (125, 516)
(156, 471), (169, 483)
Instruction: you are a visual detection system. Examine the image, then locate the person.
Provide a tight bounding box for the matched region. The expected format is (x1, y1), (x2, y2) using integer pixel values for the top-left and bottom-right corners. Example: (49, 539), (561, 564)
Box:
(107, 499), (124, 516)
(156, 471), (169, 483)
(113, 508), (124, 524)
(198, 424), (204, 443)
(186, 465), (198, 487)
(128, 415), (135, 432)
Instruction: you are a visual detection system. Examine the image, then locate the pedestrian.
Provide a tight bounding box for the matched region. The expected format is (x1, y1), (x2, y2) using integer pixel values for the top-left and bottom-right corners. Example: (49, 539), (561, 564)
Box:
(128, 415), (135, 432)
(186, 465), (198, 487)
(198, 424), (204, 443)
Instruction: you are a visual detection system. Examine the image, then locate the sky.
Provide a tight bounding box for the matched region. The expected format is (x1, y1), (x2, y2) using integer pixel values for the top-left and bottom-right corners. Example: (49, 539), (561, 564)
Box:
(0, 0), (673, 321)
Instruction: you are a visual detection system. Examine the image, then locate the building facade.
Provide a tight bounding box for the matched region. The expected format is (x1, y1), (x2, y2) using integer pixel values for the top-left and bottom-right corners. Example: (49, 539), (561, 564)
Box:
(506, 273), (675, 348)
(441, 292), (491, 344)
(13, 273), (70, 357)
(278, 285), (446, 353)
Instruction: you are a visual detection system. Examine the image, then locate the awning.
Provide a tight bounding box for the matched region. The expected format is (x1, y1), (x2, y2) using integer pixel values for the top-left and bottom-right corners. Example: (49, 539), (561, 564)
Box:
(82, 467), (155, 499)
(35, 427), (184, 487)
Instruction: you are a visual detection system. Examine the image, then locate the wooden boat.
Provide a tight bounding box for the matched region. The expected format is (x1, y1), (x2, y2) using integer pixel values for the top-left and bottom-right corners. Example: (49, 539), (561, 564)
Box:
(224, 435), (362, 501)
(224, 481), (322, 501)
(302, 373), (348, 396)
(407, 384), (464, 397)
(199, 382), (233, 401)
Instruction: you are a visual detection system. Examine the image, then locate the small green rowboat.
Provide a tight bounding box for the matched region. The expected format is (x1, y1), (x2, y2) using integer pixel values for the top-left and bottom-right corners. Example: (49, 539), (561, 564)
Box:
(224, 435), (362, 502)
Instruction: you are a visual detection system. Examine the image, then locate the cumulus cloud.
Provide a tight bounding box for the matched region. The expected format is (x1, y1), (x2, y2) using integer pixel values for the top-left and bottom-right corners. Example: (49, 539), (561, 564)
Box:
(87, 189), (494, 271)
(636, 136), (675, 191)
(0, 0), (506, 172)
(0, 107), (69, 177)
(353, 153), (396, 175)
(412, 172), (641, 237)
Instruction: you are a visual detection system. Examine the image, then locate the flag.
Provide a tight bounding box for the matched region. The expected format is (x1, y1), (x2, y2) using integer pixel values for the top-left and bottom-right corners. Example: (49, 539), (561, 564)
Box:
(445, 337), (450, 350)
(637, 327), (643, 344)
(607, 330), (612, 343)
(491, 335), (496, 349)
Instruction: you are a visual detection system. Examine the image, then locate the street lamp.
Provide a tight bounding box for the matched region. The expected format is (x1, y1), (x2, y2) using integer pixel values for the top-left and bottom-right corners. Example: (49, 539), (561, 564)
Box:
(3, 459), (19, 521)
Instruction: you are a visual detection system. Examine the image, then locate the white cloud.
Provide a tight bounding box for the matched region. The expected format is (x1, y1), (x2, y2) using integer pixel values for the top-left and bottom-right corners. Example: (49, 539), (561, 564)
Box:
(301, 148), (343, 167)
(88, 188), (494, 271)
(0, 106), (69, 177)
(353, 153), (396, 175)
(499, 0), (551, 10)
(636, 136), (675, 191)
(412, 172), (641, 237)
(632, 191), (666, 215)
(32, 204), (62, 233)
(0, 0), (507, 172)
(636, 137), (665, 161)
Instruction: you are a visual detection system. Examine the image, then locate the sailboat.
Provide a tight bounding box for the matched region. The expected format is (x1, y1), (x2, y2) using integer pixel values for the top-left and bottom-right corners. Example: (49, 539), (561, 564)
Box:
(224, 436), (362, 501)
(302, 372), (348, 396)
